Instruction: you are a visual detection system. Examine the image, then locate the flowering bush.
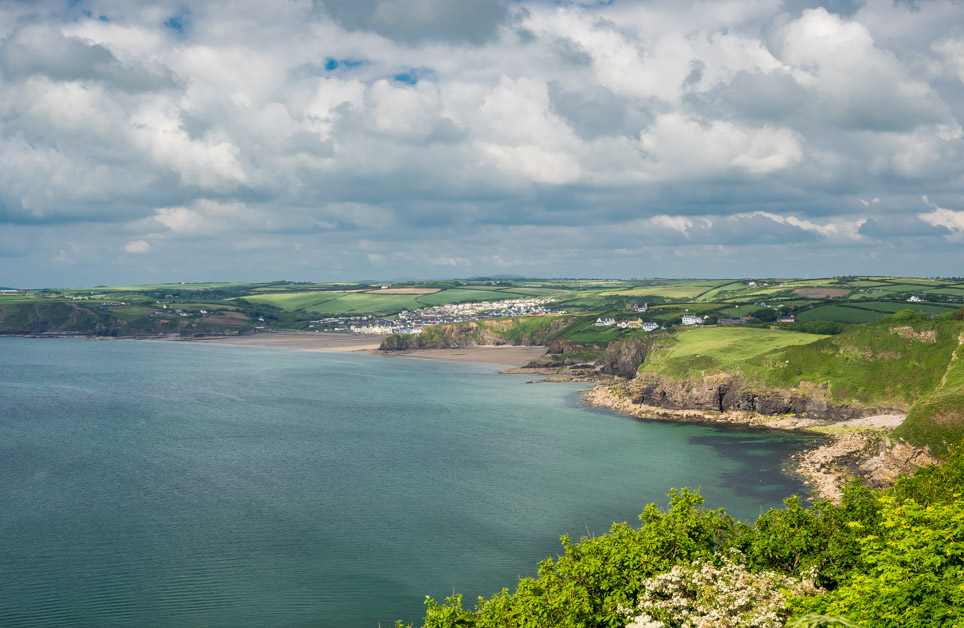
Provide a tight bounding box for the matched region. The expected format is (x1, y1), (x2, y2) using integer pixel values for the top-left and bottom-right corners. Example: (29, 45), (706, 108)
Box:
(624, 550), (822, 628)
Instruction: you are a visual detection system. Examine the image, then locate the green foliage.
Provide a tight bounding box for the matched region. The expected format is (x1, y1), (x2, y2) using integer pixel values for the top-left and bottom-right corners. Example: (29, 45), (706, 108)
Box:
(788, 614), (857, 628)
(402, 446), (964, 628)
(795, 494), (964, 627)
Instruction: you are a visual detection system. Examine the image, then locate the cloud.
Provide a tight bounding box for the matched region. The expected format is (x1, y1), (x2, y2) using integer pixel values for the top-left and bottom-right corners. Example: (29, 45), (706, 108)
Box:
(312, 0), (509, 44)
(1, 0), (964, 285)
(0, 25), (178, 92)
(123, 239), (151, 253)
(763, 8), (954, 132)
(919, 195), (964, 238)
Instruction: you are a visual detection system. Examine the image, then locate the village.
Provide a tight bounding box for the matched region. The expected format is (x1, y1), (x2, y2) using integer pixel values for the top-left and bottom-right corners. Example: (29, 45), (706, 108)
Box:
(313, 297), (561, 335)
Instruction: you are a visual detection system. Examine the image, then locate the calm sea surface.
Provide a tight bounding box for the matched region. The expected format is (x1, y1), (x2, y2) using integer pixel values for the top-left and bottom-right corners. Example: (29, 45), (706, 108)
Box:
(0, 337), (818, 626)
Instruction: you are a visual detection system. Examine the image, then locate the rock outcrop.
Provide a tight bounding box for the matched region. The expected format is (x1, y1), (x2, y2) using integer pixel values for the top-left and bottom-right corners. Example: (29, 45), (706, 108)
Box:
(600, 334), (667, 378)
(380, 317), (573, 351)
(625, 374), (894, 421)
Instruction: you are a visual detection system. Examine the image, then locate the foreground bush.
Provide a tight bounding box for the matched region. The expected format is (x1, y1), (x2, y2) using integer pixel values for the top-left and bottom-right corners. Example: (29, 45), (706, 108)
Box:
(400, 443), (964, 628)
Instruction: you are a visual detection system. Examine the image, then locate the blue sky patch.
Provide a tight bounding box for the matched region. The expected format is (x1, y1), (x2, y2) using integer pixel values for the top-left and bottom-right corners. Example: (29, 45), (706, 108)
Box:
(164, 7), (189, 33)
(325, 58), (367, 72)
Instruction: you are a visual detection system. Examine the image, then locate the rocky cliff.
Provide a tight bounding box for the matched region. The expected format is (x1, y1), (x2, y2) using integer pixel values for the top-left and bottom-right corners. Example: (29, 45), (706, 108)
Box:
(600, 334), (667, 378)
(380, 316), (574, 351)
(624, 373), (896, 420)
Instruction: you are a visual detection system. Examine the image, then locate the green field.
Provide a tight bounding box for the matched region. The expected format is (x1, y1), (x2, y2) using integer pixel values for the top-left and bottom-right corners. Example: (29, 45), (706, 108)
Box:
(796, 305), (885, 323)
(299, 293), (425, 315)
(241, 291), (348, 311)
(600, 281), (731, 299)
(798, 301), (958, 323)
(640, 327), (825, 377)
(412, 289), (523, 306)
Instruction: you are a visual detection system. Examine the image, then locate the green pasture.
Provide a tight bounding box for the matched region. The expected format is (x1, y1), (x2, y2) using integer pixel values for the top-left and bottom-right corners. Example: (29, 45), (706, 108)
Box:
(302, 293), (424, 315)
(695, 281), (746, 301)
(923, 287), (964, 297)
(641, 326), (825, 377)
(97, 282), (255, 293)
(856, 301), (958, 314)
(797, 301), (959, 324)
(413, 289), (522, 306)
(796, 306), (884, 324)
(241, 291), (346, 311)
(600, 280), (731, 299)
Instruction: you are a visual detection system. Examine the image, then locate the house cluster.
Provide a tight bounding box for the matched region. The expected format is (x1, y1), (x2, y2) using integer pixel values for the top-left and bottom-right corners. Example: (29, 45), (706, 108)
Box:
(310, 314), (379, 331)
(594, 317), (660, 332)
(99, 301), (130, 308)
(625, 302), (649, 312)
(320, 298), (560, 335)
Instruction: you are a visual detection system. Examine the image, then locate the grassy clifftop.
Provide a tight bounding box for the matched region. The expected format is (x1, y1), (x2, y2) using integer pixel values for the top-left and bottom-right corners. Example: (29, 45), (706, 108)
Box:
(894, 326), (964, 456)
(634, 316), (964, 455)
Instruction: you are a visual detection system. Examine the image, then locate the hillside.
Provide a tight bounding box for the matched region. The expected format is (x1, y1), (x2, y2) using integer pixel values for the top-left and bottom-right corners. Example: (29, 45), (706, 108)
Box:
(603, 315), (964, 456)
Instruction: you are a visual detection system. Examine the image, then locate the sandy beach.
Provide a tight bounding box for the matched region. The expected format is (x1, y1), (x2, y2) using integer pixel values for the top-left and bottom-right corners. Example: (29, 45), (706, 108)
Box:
(187, 332), (388, 352)
(184, 333), (547, 366)
(387, 345), (548, 366)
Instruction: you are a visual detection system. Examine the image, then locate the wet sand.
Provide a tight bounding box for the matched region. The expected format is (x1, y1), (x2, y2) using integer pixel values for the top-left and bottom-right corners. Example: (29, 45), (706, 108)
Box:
(389, 345), (548, 367)
(188, 332), (388, 352)
(185, 333), (546, 367)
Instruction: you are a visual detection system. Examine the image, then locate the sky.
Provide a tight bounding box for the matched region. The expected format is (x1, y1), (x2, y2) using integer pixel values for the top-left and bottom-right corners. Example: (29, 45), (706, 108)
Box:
(2, 0), (964, 287)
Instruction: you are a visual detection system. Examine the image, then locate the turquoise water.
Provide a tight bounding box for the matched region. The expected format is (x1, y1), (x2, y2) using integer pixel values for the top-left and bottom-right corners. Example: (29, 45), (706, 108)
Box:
(0, 338), (817, 626)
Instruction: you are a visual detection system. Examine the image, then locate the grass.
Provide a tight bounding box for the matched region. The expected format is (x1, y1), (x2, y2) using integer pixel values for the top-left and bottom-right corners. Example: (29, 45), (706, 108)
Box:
(797, 306), (885, 324)
(413, 289), (525, 306)
(894, 327), (964, 456)
(640, 327), (825, 378)
(599, 281), (732, 299)
(241, 291), (346, 311)
(749, 319), (962, 408)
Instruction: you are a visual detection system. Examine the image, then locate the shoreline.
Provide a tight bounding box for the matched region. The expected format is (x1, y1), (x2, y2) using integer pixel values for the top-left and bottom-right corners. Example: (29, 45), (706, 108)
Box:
(583, 383), (935, 501)
(4, 333), (935, 500)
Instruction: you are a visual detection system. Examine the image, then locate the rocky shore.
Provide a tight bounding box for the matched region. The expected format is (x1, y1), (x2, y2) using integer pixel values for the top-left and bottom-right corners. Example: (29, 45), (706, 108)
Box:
(584, 383), (937, 502)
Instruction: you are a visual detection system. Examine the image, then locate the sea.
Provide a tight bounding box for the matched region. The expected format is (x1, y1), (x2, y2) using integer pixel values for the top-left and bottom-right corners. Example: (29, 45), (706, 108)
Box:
(0, 337), (818, 627)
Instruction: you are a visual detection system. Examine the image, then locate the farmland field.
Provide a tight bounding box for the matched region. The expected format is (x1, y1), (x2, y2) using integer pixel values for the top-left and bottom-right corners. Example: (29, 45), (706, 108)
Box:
(641, 326), (825, 377)
(601, 281), (731, 299)
(301, 293), (424, 315)
(796, 306), (884, 323)
(413, 289), (527, 306)
(242, 292), (346, 311)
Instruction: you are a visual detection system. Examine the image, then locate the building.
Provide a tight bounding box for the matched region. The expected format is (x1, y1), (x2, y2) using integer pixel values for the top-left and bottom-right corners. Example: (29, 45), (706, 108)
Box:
(618, 318), (644, 329)
(908, 295), (924, 302)
(681, 315), (704, 326)
(777, 315), (795, 323)
(594, 317), (616, 326)
(626, 302), (648, 312)
(642, 321), (659, 332)
(718, 317), (745, 326)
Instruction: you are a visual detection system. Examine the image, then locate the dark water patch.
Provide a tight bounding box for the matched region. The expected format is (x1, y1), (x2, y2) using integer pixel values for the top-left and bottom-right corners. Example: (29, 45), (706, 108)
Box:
(1, 338), (820, 627)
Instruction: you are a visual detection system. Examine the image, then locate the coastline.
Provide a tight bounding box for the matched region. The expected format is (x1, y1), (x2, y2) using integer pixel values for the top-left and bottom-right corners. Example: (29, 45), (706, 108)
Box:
(5, 333), (934, 500)
(174, 331), (388, 352)
(583, 383), (936, 502)
(176, 332), (550, 366)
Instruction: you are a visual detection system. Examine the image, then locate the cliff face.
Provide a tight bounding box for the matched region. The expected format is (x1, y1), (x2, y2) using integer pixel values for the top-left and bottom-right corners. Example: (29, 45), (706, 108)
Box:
(626, 373), (893, 420)
(600, 334), (667, 378)
(380, 317), (574, 351)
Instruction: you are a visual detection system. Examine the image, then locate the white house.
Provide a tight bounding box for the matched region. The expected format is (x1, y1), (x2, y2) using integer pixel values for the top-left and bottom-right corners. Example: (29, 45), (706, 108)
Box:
(642, 321), (659, 332)
(907, 295), (924, 302)
(681, 315), (704, 326)
(594, 317), (616, 326)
